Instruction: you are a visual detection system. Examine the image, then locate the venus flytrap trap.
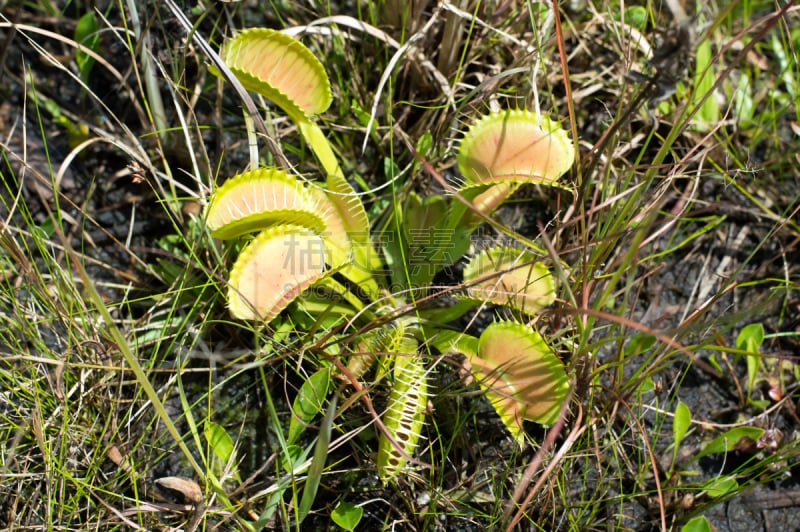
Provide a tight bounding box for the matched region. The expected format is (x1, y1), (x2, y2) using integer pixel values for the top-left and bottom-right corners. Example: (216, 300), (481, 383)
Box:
(204, 28), (575, 495)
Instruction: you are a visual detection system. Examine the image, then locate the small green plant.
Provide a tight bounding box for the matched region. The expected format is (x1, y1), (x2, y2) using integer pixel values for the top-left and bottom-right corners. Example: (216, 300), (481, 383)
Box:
(204, 28), (574, 510)
(74, 11), (100, 86)
(681, 515), (713, 532)
(736, 322), (766, 407)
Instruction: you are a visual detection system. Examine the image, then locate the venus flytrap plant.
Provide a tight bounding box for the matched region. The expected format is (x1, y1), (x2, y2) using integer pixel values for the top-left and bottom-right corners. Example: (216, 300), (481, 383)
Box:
(204, 28), (575, 488)
(209, 28), (380, 296)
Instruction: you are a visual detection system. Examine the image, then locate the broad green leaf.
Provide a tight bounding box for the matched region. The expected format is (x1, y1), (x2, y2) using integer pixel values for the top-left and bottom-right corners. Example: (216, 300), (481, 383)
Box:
(472, 321), (570, 443)
(227, 224), (329, 321)
(692, 33), (720, 130)
(331, 500), (363, 531)
(215, 28), (331, 118)
(205, 168), (326, 240)
(350, 98), (377, 137)
(279, 444), (305, 472)
(418, 298), (478, 324)
(694, 426), (765, 461)
(704, 476), (738, 498)
(404, 193), (449, 239)
(737, 323), (764, 398)
(622, 6), (648, 30)
(462, 246), (555, 315)
(624, 333), (656, 357)
(430, 329), (479, 359)
(204, 421), (235, 466)
(402, 192), (453, 286)
(288, 367), (331, 445)
(732, 72), (755, 127)
(736, 323), (765, 352)
(636, 377), (656, 394)
(681, 516), (712, 532)
(290, 294), (355, 331)
(416, 130), (433, 159)
(75, 12), (100, 84)
(673, 401), (692, 448)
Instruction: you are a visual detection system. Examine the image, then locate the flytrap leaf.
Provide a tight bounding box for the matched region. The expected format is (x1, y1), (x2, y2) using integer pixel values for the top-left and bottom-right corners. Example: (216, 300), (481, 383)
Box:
(462, 246), (555, 314)
(377, 349), (427, 483)
(472, 321), (569, 442)
(346, 319), (409, 381)
(227, 224), (329, 321)
(205, 168), (326, 239)
(448, 108), (575, 232)
(205, 168), (374, 293)
(306, 181), (379, 294)
(457, 109), (575, 186)
(215, 28), (332, 119)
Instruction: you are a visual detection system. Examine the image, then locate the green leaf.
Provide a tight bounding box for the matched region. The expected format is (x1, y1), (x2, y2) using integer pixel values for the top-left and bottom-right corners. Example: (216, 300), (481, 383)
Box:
(732, 72), (755, 127)
(418, 298), (478, 324)
(736, 323), (764, 399)
(704, 476), (739, 498)
(279, 444), (305, 472)
(297, 395), (337, 524)
(673, 401), (691, 448)
(205, 421), (235, 465)
(290, 294), (355, 331)
(622, 6), (648, 31)
(636, 377), (656, 394)
(306, 171), (379, 295)
(681, 516), (712, 532)
(692, 33), (721, 130)
(736, 323), (765, 352)
(75, 12), (100, 84)
(204, 421), (236, 481)
(288, 367), (331, 445)
(404, 193), (449, 238)
(416, 131), (433, 159)
(431, 330), (479, 359)
(402, 192), (454, 286)
(350, 98), (378, 141)
(472, 321), (570, 442)
(624, 333), (656, 357)
(331, 500), (363, 531)
(694, 426), (765, 461)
